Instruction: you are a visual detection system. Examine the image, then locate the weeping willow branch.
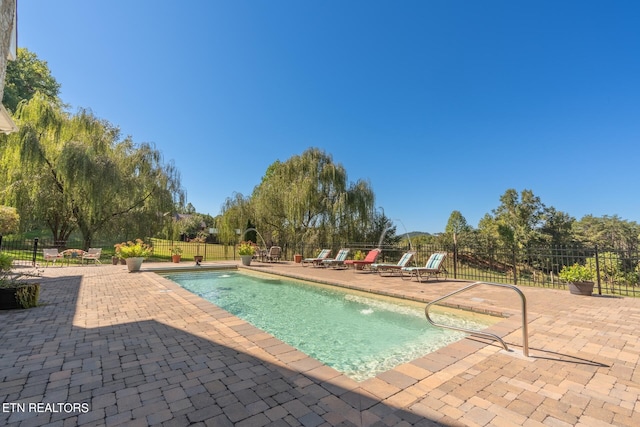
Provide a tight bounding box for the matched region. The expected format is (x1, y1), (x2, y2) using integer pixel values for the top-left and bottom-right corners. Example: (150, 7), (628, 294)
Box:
(0, 94), (184, 247)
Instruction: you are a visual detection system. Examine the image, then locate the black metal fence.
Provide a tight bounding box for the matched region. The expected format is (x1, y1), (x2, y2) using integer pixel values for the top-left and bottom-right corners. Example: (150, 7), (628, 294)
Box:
(0, 235), (239, 266)
(269, 241), (640, 297)
(2, 235), (639, 297)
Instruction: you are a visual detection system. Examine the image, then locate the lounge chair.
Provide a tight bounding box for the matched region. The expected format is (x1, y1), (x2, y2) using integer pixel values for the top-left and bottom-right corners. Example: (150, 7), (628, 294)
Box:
(82, 248), (102, 265)
(265, 246), (281, 263)
(43, 248), (63, 267)
(321, 248), (351, 269)
(344, 248), (381, 271)
(401, 252), (448, 282)
(301, 249), (332, 267)
(372, 251), (416, 276)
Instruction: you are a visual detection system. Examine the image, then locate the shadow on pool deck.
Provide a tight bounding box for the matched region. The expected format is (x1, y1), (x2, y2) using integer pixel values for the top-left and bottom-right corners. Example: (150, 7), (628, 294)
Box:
(0, 267), (450, 426)
(0, 262), (638, 426)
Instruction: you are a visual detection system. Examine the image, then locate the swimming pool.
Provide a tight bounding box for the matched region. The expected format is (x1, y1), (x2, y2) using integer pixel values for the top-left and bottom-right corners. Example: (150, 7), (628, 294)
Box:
(163, 270), (498, 381)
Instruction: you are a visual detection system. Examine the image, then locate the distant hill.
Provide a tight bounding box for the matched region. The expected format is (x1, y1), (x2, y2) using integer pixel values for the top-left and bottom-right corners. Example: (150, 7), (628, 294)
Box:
(405, 231), (435, 237)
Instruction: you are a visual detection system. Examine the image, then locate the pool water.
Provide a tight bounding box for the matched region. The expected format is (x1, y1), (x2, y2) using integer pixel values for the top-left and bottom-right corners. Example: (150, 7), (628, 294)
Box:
(163, 270), (497, 381)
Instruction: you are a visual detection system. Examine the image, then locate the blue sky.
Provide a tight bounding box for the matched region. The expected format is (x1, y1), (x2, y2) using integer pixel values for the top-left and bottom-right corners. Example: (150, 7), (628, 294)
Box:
(16, 1), (640, 233)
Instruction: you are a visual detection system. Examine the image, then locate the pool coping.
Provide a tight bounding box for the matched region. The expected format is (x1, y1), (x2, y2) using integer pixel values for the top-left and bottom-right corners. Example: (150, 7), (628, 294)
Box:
(155, 266), (507, 382)
(147, 264), (531, 387)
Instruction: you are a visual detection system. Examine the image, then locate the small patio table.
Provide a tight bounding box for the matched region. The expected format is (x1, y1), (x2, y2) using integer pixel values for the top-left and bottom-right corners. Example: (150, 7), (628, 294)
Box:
(60, 249), (85, 266)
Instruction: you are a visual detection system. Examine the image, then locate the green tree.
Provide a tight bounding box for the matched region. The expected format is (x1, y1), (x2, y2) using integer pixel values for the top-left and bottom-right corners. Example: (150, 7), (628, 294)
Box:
(408, 233), (436, 248)
(0, 206), (19, 235)
(0, 93), (75, 241)
(183, 202), (196, 214)
(220, 148), (375, 246)
(572, 215), (640, 252)
(444, 210), (471, 246)
(476, 213), (500, 250)
(177, 213), (206, 239)
(2, 48), (61, 112)
(492, 189), (546, 249)
(217, 193), (251, 245)
(0, 94), (183, 248)
(539, 207), (575, 246)
(366, 212), (398, 247)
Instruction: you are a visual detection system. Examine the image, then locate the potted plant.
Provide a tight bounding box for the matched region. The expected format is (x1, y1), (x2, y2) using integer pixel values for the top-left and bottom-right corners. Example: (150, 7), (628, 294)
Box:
(352, 250), (365, 270)
(113, 243), (127, 264)
(238, 241), (256, 266)
(115, 239), (153, 272)
(170, 247), (183, 263)
(192, 232), (207, 263)
(0, 253), (41, 309)
(559, 263), (595, 295)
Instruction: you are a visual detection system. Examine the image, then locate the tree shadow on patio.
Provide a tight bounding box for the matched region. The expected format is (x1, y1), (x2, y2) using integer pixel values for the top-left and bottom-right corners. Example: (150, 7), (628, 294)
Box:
(0, 272), (450, 426)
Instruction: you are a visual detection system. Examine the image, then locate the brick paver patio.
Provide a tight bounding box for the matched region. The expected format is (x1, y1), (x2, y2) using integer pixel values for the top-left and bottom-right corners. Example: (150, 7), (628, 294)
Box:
(0, 260), (638, 426)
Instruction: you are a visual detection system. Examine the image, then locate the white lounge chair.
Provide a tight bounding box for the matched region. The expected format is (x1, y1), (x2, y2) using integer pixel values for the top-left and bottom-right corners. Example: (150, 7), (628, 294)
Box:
(301, 249), (332, 267)
(372, 251), (415, 276)
(401, 252), (448, 282)
(321, 249), (351, 269)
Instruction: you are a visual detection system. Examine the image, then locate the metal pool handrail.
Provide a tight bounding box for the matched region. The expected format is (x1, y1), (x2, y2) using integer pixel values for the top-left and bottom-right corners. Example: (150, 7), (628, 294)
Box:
(425, 281), (529, 357)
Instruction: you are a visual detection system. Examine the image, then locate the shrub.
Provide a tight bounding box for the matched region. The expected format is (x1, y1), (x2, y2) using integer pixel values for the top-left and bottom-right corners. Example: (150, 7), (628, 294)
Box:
(0, 253), (12, 273)
(559, 263), (594, 282)
(238, 242), (256, 256)
(0, 253), (41, 309)
(115, 239), (153, 258)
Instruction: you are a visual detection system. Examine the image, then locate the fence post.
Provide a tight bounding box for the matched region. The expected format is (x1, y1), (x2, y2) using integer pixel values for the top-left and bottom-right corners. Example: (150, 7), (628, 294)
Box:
(512, 247), (518, 286)
(32, 238), (39, 267)
(452, 242), (458, 279)
(594, 244), (602, 295)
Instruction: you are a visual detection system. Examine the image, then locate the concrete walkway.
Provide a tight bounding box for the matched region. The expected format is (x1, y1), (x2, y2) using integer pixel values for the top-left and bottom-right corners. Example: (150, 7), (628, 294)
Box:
(0, 261), (638, 426)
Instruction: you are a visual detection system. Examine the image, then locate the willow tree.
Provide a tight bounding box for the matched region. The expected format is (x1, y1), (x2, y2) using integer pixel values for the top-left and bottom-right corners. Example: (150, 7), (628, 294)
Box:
(216, 192), (252, 245)
(0, 93), (73, 240)
(0, 93), (183, 248)
(243, 147), (375, 246)
(0, 206), (19, 235)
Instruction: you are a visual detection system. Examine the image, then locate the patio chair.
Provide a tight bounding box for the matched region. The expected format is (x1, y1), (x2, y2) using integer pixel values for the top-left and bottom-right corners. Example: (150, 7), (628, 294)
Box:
(344, 248), (381, 271)
(401, 252), (448, 282)
(372, 251), (416, 276)
(43, 248), (64, 267)
(265, 246), (281, 263)
(301, 249), (332, 267)
(321, 248), (351, 269)
(82, 248), (102, 265)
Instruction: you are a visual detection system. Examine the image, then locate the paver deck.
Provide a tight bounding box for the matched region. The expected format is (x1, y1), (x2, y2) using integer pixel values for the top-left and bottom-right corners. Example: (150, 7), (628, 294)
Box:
(1, 260), (638, 426)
